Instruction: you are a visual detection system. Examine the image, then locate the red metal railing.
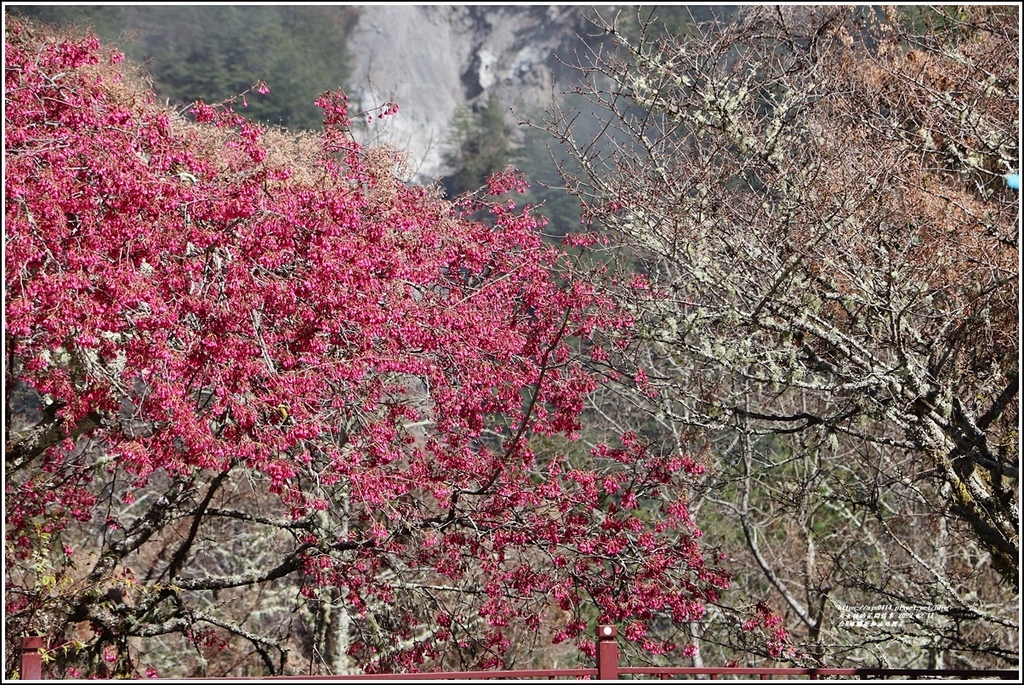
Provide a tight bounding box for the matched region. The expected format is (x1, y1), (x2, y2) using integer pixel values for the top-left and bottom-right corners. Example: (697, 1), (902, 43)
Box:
(16, 628), (1020, 680)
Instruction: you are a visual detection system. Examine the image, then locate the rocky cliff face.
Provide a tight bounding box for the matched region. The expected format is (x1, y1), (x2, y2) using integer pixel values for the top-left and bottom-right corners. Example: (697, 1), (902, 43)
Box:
(344, 5), (588, 183)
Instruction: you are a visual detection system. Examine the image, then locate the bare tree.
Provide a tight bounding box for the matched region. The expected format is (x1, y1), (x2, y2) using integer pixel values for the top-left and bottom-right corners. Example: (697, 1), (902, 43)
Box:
(543, 4), (1018, 668)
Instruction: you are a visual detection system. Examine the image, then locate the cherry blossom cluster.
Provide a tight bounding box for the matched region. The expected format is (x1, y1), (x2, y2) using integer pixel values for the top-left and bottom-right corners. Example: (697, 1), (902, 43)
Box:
(4, 20), (744, 674)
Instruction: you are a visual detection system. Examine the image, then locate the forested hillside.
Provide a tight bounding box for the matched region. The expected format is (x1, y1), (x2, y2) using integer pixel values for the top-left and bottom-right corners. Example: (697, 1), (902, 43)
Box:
(6, 5), (359, 129)
(3, 5), (727, 188)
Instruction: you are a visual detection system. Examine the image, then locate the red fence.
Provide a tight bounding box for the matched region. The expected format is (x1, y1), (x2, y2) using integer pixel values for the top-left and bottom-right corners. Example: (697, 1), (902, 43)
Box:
(16, 627), (1020, 680)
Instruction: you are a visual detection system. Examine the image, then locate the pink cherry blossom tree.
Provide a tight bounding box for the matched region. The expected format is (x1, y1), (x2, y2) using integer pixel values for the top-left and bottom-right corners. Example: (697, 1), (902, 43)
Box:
(4, 20), (736, 677)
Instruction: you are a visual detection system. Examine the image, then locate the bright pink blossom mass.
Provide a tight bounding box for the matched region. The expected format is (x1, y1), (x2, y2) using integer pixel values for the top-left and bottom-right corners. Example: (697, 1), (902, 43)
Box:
(3, 22), (759, 676)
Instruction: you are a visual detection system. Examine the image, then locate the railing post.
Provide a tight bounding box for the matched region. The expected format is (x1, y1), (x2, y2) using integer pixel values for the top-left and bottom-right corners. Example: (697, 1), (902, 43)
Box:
(596, 624), (619, 680)
(21, 635), (44, 680)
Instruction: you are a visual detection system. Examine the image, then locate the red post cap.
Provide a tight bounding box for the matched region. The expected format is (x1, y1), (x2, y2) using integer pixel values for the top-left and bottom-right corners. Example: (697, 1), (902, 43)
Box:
(22, 635), (43, 650)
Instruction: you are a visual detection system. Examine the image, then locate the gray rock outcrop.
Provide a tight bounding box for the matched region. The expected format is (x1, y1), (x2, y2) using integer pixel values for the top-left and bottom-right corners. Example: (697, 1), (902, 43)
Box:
(344, 5), (586, 183)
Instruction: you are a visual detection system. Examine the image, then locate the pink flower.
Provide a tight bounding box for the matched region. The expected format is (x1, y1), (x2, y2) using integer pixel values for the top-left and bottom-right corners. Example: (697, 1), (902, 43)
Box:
(3, 21), (728, 674)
